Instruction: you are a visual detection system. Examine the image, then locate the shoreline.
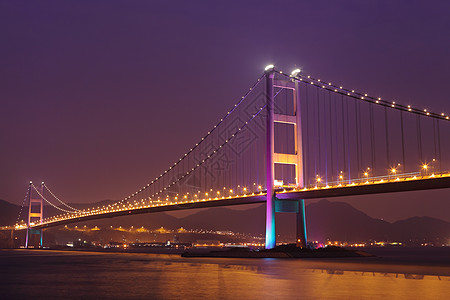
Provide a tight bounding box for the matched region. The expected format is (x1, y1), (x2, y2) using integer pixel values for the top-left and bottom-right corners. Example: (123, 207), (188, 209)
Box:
(3, 245), (449, 267)
(1, 248), (450, 277)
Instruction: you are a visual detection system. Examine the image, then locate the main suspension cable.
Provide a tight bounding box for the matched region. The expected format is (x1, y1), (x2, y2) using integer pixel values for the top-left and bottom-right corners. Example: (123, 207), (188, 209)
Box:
(15, 187), (29, 226)
(147, 104), (268, 200)
(281, 72), (449, 122)
(31, 184), (75, 214)
(118, 74), (265, 203)
(43, 183), (81, 212)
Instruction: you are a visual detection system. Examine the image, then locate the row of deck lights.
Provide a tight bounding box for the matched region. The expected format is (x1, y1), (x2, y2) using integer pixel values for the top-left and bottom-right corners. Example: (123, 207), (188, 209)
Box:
(17, 167), (448, 230)
(22, 161), (440, 227)
(27, 184), (267, 226)
(312, 162), (440, 187)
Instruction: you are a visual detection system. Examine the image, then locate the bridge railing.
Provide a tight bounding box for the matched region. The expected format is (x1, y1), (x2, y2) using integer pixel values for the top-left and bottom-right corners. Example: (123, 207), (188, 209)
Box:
(296, 170), (450, 190)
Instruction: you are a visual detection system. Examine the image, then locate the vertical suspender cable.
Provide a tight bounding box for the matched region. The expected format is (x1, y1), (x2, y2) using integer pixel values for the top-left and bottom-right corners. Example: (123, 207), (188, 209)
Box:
(417, 115), (423, 163)
(328, 91), (334, 181)
(223, 118), (226, 190)
(235, 119), (238, 190)
(369, 104), (375, 170)
(317, 87), (321, 180)
(354, 99), (361, 172)
(203, 138), (206, 191)
(384, 107), (390, 170)
(334, 92), (339, 180)
(358, 101), (363, 170)
(313, 88), (317, 183)
(255, 127), (258, 189)
(346, 99), (351, 183)
(187, 151), (189, 195)
(341, 95), (346, 180)
(259, 114), (262, 187)
(433, 119), (442, 172)
(400, 111), (406, 172)
(199, 140), (202, 192)
(247, 128), (250, 189)
(437, 120), (442, 172)
(323, 90), (328, 185)
(257, 111), (266, 187)
(305, 85), (310, 186)
(240, 107), (244, 191)
(193, 148), (197, 191)
(433, 119), (437, 161)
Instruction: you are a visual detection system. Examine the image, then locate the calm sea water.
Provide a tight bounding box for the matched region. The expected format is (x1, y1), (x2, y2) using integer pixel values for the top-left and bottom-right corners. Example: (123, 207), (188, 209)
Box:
(0, 248), (449, 299)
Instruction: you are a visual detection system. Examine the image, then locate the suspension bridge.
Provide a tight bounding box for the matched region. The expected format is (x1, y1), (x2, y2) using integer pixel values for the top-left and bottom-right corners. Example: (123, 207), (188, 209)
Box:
(8, 65), (450, 249)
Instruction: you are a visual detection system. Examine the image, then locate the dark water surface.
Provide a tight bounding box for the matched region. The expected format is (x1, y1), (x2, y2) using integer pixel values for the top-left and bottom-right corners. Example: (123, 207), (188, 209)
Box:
(0, 248), (449, 299)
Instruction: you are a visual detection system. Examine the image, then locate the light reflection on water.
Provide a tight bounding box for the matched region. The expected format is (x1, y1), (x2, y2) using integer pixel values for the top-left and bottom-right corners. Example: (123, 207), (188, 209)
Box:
(0, 249), (449, 299)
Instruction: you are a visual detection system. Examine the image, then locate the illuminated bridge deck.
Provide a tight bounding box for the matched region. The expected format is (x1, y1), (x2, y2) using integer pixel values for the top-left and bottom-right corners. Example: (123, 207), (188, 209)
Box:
(12, 173), (450, 230)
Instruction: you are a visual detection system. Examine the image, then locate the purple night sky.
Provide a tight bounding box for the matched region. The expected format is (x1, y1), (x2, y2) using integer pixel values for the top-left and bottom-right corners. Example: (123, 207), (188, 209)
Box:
(1, 1), (449, 222)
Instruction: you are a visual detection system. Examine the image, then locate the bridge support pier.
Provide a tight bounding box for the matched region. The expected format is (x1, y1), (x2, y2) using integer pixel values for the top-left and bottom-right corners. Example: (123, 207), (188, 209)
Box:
(296, 199), (307, 248)
(266, 195), (276, 249)
(275, 199), (308, 248)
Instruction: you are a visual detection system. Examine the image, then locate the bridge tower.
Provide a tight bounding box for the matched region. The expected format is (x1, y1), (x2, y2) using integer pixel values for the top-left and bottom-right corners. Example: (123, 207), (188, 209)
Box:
(25, 182), (44, 248)
(265, 67), (307, 249)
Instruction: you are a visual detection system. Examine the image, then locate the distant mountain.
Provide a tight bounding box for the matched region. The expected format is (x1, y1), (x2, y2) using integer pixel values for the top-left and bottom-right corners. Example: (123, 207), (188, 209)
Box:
(0, 200), (21, 226)
(305, 200), (392, 242)
(389, 216), (450, 241)
(1, 199), (449, 243)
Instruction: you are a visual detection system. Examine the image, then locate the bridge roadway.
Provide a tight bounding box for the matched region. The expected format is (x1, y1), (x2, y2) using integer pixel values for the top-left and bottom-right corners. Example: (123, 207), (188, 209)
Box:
(26, 175), (450, 230)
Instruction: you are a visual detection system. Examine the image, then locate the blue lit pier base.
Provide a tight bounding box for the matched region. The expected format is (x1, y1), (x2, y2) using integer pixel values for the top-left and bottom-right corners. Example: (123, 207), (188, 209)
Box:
(265, 195), (276, 249)
(296, 199), (307, 248)
(265, 68), (276, 249)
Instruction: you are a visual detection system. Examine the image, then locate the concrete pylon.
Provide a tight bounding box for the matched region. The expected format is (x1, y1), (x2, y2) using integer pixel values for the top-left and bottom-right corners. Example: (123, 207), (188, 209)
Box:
(265, 68), (308, 249)
(25, 182), (44, 248)
(265, 67), (276, 249)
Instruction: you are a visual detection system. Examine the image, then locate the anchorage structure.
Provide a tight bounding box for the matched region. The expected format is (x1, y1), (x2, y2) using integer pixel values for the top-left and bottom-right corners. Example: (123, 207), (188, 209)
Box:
(265, 66), (307, 249)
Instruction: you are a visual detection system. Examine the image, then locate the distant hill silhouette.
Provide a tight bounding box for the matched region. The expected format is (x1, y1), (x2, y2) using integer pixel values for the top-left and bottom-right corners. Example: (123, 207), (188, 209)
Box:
(1, 199), (449, 243)
(389, 216), (450, 241)
(305, 200), (391, 242)
(0, 200), (21, 226)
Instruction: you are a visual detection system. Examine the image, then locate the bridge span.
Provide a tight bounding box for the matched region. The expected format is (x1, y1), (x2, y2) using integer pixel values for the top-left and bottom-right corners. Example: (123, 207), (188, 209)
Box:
(23, 174), (450, 231)
(12, 66), (450, 249)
